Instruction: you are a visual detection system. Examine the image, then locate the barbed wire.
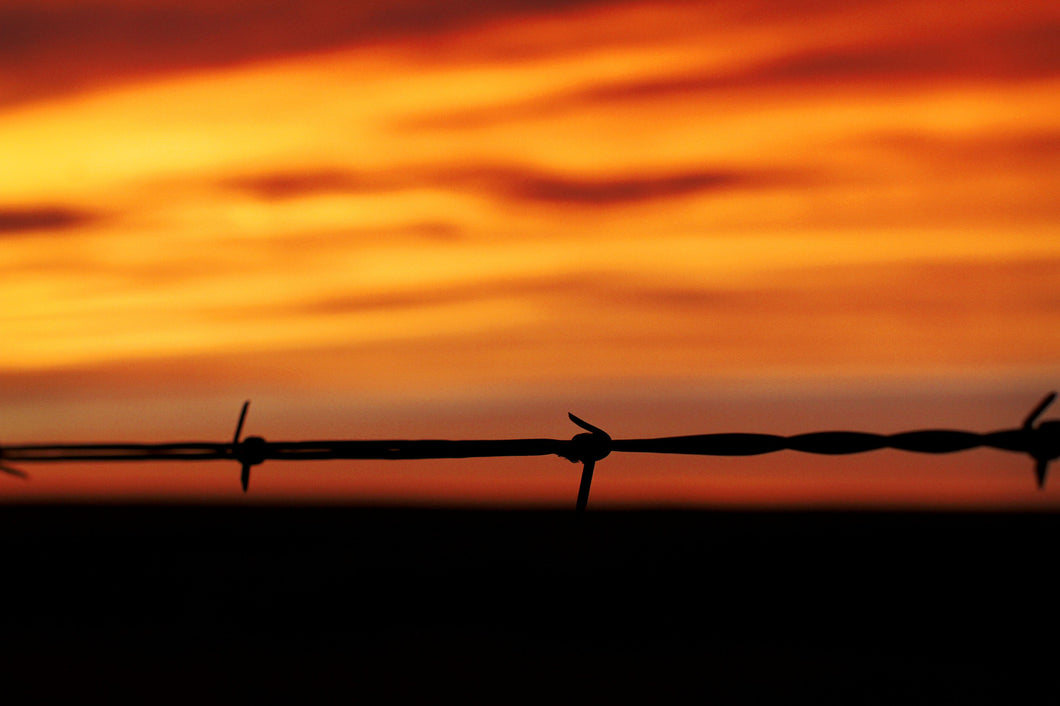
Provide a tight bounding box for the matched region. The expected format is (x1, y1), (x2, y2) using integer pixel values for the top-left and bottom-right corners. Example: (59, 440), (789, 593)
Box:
(3, 392), (1058, 512)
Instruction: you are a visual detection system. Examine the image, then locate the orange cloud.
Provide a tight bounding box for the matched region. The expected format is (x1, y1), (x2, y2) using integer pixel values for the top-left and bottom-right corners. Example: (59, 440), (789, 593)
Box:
(0, 205), (97, 235)
(0, 0), (612, 106)
(224, 164), (775, 206)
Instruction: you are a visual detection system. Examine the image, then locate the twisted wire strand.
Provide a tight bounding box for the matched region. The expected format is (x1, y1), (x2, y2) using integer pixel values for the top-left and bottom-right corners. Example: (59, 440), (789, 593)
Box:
(0, 429), (1036, 463)
(612, 429), (1031, 456)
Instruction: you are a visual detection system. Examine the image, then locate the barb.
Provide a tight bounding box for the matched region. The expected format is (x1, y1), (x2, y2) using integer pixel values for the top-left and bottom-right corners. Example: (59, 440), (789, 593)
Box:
(2, 392), (1058, 510)
(564, 413), (611, 514)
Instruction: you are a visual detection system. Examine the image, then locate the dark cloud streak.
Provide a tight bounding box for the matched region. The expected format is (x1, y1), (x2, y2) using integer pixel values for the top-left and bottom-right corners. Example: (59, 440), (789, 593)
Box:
(224, 170), (382, 200)
(861, 130), (1060, 167)
(226, 164), (778, 207)
(0, 206), (97, 236)
(462, 167), (750, 206)
(0, 0), (610, 107)
(406, 20), (1060, 129)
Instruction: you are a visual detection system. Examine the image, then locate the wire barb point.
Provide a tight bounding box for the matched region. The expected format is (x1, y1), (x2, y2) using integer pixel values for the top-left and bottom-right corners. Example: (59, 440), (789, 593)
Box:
(1023, 392), (1056, 430)
(1022, 392), (1059, 489)
(0, 463), (29, 479)
(0, 446), (28, 480)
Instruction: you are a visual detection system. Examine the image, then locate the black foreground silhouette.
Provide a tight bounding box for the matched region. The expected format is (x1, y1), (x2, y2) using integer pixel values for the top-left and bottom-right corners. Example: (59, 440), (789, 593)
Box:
(3, 504), (1059, 703)
(3, 392), (1058, 507)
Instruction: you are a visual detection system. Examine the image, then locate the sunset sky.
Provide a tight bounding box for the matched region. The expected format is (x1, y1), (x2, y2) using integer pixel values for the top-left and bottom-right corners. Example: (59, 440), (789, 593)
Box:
(1, 0), (1058, 506)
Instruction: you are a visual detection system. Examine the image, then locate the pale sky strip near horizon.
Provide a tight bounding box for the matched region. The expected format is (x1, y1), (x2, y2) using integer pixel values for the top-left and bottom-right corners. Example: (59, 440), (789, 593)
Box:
(1, 0), (1058, 504)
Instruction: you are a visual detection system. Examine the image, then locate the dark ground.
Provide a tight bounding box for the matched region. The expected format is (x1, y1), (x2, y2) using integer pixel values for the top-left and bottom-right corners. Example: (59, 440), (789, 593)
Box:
(2, 505), (1057, 703)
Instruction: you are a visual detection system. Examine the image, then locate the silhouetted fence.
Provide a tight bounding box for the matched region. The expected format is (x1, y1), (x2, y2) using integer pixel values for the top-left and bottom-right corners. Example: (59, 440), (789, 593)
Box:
(3, 393), (1058, 511)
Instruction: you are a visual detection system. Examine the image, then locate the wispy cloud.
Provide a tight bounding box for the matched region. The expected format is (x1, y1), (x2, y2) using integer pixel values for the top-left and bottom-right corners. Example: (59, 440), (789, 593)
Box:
(0, 0), (609, 107)
(444, 166), (760, 206)
(4, 255), (1056, 405)
(858, 129), (1060, 167)
(222, 170), (385, 200)
(225, 164), (782, 207)
(404, 17), (1060, 129)
(0, 205), (97, 236)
